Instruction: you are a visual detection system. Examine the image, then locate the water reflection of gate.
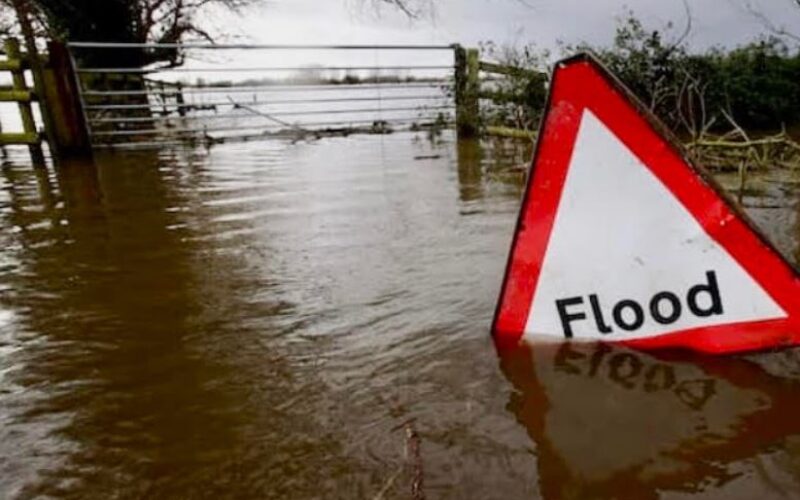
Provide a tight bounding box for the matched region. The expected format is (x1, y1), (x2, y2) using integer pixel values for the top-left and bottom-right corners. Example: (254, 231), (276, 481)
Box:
(65, 43), (457, 149)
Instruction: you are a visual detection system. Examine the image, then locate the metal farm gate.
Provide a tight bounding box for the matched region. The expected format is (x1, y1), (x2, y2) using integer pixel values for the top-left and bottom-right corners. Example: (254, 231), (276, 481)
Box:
(65, 43), (458, 148)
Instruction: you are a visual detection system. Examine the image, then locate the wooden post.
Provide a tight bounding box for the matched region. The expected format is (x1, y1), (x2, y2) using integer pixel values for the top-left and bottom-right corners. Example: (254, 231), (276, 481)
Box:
(159, 80), (167, 116)
(454, 45), (467, 137)
(466, 49), (480, 135)
(176, 82), (186, 117)
(0, 113), (7, 158)
(454, 45), (465, 105)
(4, 38), (44, 164)
(41, 41), (92, 157)
(454, 45), (479, 138)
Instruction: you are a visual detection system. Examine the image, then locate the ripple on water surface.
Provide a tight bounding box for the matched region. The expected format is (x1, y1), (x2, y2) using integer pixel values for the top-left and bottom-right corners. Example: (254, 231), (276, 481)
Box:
(1, 133), (800, 498)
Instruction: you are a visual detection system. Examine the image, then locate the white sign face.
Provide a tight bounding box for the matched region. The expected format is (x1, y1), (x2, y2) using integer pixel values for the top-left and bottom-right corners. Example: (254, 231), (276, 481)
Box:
(525, 111), (786, 341)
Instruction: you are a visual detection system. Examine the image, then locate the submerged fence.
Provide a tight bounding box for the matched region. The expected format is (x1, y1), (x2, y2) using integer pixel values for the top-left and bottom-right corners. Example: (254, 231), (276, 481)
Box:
(0, 39), (536, 161)
(66, 43), (458, 148)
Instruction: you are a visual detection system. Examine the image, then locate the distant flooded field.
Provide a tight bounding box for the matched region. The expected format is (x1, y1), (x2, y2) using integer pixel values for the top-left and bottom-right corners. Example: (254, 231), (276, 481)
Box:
(2, 132), (800, 498)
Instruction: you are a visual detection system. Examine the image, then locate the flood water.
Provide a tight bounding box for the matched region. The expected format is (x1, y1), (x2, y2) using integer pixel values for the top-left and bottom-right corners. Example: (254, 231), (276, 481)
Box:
(2, 132), (800, 499)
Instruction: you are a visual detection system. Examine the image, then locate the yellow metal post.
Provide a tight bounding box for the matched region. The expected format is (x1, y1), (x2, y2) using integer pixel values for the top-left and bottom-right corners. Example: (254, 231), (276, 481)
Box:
(3, 38), (43, 162)
(13, 0), (59, 158)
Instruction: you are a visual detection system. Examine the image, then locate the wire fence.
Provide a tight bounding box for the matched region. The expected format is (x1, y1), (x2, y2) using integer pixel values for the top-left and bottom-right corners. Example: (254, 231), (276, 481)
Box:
(66, 43), (458, 148)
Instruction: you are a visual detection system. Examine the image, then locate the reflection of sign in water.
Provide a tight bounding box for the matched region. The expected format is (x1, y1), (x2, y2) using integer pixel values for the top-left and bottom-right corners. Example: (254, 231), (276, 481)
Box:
(492, 54), (800, 353)
(500, 343), (800, 498)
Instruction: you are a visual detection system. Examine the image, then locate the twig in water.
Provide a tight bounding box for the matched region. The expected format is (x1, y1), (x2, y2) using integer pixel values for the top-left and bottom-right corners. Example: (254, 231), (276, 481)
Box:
(737, 158), (747, 205)
(372, 465), (404, 500)
(403, 418), (425, 500)
(225, 96), (319, 139)
(721, 109), (749, 142)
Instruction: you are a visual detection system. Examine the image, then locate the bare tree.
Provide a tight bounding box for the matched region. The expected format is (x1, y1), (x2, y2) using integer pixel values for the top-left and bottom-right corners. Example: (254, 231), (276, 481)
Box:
(6, 0), (255, 66)
(355, 0), (435, 19)
(0, 0), (432, 66)
(741, 0), (800, 43)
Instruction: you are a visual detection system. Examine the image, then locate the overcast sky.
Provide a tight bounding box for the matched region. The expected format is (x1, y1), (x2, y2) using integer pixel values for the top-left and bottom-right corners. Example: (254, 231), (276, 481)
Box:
(205, 0), (800, 51)
(174, 0), (800, 80)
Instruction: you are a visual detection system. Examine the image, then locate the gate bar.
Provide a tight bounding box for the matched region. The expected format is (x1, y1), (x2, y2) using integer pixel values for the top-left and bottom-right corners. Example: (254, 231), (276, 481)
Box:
(68, 42), (456, 50)
(81, 82), (448, 96)
(91, 116), (453, 137)
(78, 65), (455, 74)
(84, 94), (447, 110)
(88, 104), (455, 123)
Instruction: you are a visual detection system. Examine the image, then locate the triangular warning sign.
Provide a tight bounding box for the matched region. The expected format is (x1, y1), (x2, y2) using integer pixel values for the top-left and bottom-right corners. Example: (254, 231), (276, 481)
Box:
(493, 54), (800, 353)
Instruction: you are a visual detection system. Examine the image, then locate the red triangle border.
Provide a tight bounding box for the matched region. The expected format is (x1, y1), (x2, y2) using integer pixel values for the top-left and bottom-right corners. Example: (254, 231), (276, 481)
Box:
(492, 54), (800, 354)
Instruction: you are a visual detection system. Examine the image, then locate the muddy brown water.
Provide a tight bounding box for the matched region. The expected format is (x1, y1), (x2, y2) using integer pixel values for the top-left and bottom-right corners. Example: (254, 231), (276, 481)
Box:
(2, 132), (800, 499)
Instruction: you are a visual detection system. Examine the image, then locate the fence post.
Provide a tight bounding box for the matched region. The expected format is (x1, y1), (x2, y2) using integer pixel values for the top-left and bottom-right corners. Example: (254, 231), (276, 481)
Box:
(454, 44), (466, 124)
(4, 37), (44, 164)
(176, 82), (186, 117)
(454, 45), (479, 138)
(159, 80), (168, 116)
(41, 41), (92, 157)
